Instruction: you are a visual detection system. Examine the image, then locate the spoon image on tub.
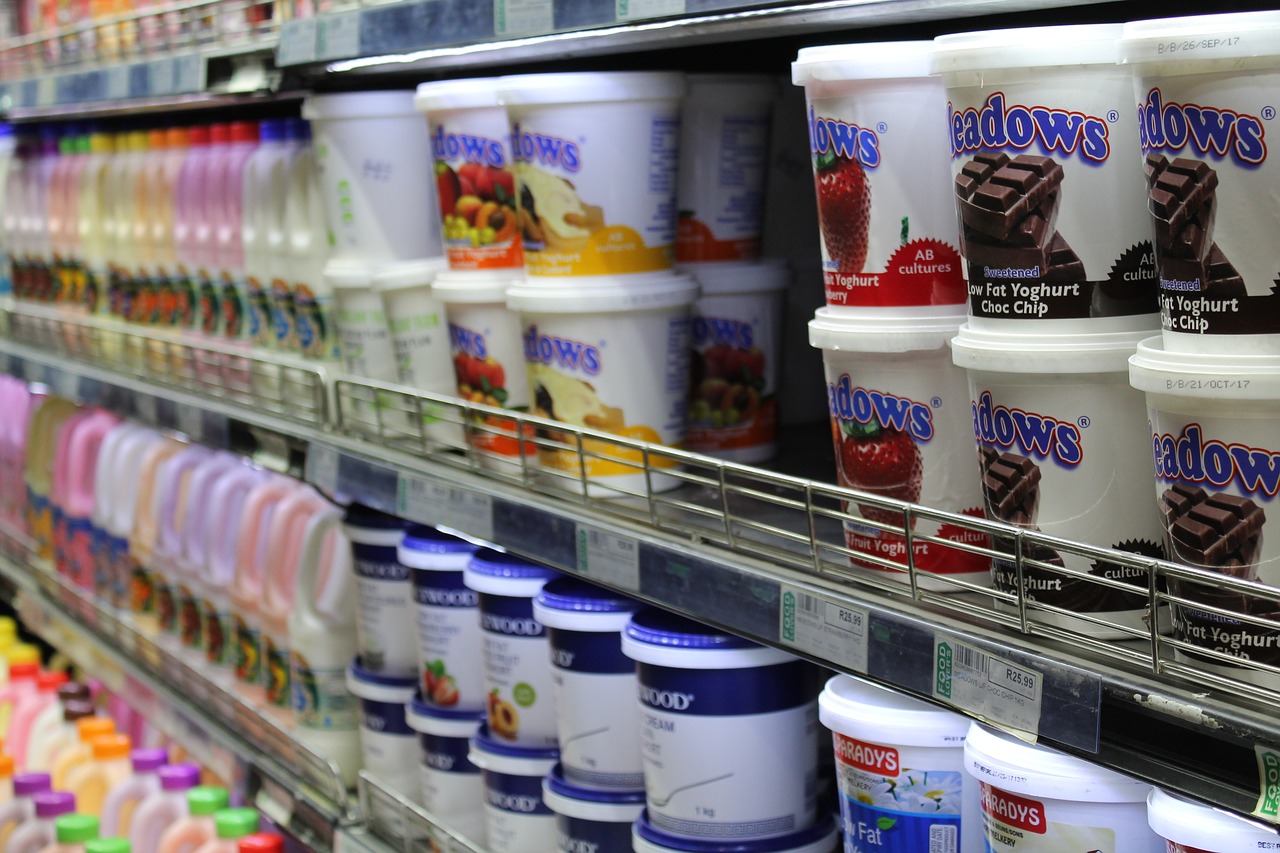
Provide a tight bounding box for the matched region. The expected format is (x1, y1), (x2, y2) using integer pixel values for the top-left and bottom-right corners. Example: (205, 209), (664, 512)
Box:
(647, 772), (734, 808)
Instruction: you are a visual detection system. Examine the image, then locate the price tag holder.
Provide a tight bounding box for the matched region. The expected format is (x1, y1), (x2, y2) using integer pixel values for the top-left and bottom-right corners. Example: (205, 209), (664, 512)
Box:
(19, 79), (37, 109)
(278, 18), (318, 65)
(306, 444), (341, 496)
(106, 65), (129, 101)
(933, 635), (1043, 735)
(1255, 744), (1280, 824)
(150, 57), (176, 95)
(575, 524), (640, 592)
(174, 53), (203, 93)
(616, 0), (684, 20)
(778, 585), (868, 673)
(317, 11), (361, 60)
(36, 76), (55, 107)
(398, 475), (495, 543)
(494, 0), (552, 36)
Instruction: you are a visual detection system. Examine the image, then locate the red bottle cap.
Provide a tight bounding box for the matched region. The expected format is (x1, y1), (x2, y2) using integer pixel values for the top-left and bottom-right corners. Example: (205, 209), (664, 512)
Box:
(237, 833), (284, 853)
(209, 123), (231, 144)
(229, 121), (259, 143)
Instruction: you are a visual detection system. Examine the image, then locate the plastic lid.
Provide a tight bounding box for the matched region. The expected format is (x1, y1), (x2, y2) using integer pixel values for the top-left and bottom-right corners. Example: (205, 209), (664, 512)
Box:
(623, 607), (799, 669)
(8, 662), (37, 680)
(209, 124), (231, 144)
(406, 693), (485, 737)
(214, 808), (259, 839)
(469, 723), (560, 775)
(415, 78), (504, 112)
(952, 323), (1150, 375)
(238, 834), (285, 853)
(322, 259), (380, 290)
(283, 119), (310, 141)
(793, 41), (938, 84)
(809, 306), (965, 354)
(1121, 12), (1280, 66)
(158, 763), (201, 792)
(534, 576), (640, 632)
(91, 734), (132, 760)
(633, 810), (838, 853)
(930, 24), (1123, 74)
(0, 123), (11, 138)
(63, 700), (96, 722)
(37, 671), (68, 691)
(0, 618), (15, 642)
(89, 133), (114, 154)
(372, 258), (449, 293)
(498, 72), (685, 106)
(346, 658), (418, 704)
(819, 674), (969, 748)
(57, 682), (91, 703)
(147, 129), (167, 149)
(507, 273), (699, 314)
(9, 643), (41, 667)
(188, 786), (230, 816)
(463, 548), (560, 596)
(188, 126), (211, 146)
(542, 764), (645, 823)
(1129, 336), (1280, 399)
(1147, 787), (1279, 849)
(14, 772), (52, 797)
(130, 748), (168, 772)
(399, 524), (478, 563)
(77, 717), (116, 741)
(258, 119), (286, 142)
(84, 839), (129, 853)
(0, 755), (14, 778)
(55, 814), (100, 843)
(430, 269), (523, 303)
(34, 792), (76, 819)
(166, 127), (188, 148)
(302, 90), (419, 121)
(229, 121), (259, 143)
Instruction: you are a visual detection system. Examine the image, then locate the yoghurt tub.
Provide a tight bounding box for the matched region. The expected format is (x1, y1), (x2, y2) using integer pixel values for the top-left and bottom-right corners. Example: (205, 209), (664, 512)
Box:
(683, 259), (788, 463)
(541, 764), (645, 853)
(343, 505), (412, 676)
(507, 273), (698, 496)
(497, 72), (684, 277)
(953, 324), (1166, 638)
(469, 723), (559, 853)
(400, 524), (481, 710)
(327, 260), (397, 384)
(302, 91), (443, 262)
(632, 812), (839, 853)
(346, 658), (421, 799)
(964, 722), (1162, 852)
(1129, 338), (1280, 684)
(811, 308), (989, 589)
(1147, 787), (1280, 852)
(621, 608), (820, 840)
(1122, 13), (1280, 353)
(433, 269), (536, 473)
(792, 42), (966, 310)
(463, 549), (561, 747)
(933, 25), (1160, 330)
(406, 695), (486, 844)
(532, 576), (643, 789)
(675, 75), (777, 263)
(820, 674), (981, 853)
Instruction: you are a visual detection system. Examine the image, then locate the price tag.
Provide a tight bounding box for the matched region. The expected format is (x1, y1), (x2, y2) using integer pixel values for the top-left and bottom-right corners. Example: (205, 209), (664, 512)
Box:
(150, 57), (176, 95)
(106, 65), (129, 100)
(575, 525), (640, 592)
(449, 490), (494, 543)
(174, 53), (203, 93)
(616, 0), (684, 20)
(493, 0), (552, 36)
(398, 475), (494, 542)
(317, 11), (361, 60)
(277, 17), (318, 66)
(306, 444), (341, 496)
(19, 79), (37, 109)
(36, 76), (55, 107)
(933, 635), (1043, 735)
(128, 63), (149, 98)
(778, 585), (868, 673)
(1256, 744), (1280, 823)
(176, 405), (204, 442)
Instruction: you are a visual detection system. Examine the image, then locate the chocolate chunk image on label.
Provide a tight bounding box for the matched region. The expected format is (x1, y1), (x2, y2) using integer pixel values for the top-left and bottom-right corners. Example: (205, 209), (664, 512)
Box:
(1145, 155), (1245, 298)
(1160, 483), (1265, 578)
(956, 153), (1064, 242)
(979, 446), (1041, 526)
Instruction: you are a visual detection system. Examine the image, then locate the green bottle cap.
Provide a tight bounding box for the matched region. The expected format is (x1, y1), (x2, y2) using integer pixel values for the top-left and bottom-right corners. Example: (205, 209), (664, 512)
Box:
(85, 839), (130, 853)
(187, 786), (230, 816)
(214, 808), (259, 839)
(54, 814), (100, 843)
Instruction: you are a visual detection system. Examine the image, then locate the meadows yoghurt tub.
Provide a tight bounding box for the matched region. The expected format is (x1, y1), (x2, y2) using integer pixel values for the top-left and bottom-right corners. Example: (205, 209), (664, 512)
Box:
(1122, 13), (1280, 353)
(792, 42), (966, 310)
(933, 25), (1161, 330)
(498, 72), (684, 277)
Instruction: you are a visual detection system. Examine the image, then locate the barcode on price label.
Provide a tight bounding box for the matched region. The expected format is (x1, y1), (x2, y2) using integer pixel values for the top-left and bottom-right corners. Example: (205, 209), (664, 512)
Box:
(575, 525), (640, 591)
(779, 585), (868, 673)
(933, 635), (1043, 734)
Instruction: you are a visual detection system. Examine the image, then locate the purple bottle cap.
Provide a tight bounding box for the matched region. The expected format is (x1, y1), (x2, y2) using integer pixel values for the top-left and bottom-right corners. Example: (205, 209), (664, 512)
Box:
(158, 763), (201, 792)
(13, 773), (51, 797)
(131, 748), (168, 773)
(33, 792), (75, 818)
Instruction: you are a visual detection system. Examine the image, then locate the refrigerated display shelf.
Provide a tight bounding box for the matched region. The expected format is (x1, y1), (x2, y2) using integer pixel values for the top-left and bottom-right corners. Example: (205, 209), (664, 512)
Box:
(3, 304), (1280, 826)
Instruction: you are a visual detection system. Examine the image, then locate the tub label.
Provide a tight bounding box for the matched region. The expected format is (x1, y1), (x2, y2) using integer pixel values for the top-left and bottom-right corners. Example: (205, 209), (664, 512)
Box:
(202, 602), (232, 667)
(687, 305), (781, 457)
(415, 568), (484, 712)
(448, 320), (534, 461)
(430, 118), (524, 271)
(558, 813), (635, 853)
(833, 733), (962, 852)
(291, 652), (358, 731)
(978, 783), (1114, 851)
(420, 737), (484, 841)
(933, 638), (1042, 735)
(481, 766), (558, 853)
(353, 541), (417, 676)
(479, 592), (558, 746)
(779, 586), (869, 673)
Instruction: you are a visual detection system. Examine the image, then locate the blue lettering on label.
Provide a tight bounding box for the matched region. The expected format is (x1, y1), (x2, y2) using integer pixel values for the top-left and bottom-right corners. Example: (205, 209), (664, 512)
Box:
(432, 125), (506, 168)
(523, 324), (602, 375)
(1137, 87), (1267, 166)
(808, 107), (881, 168)
(511, 122), (582, 172)
(826, 375), (935, 442)
(971, 391), (1083, 466)
(949, 92), (1110, 162)
(449, 323), (488, 360)
(691, 316), (753, 349)
(1152, 424), (1280, 497)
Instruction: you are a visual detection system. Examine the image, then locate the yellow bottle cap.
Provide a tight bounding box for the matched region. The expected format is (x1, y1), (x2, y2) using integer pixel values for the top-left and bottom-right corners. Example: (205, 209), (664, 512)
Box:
(89, 133), (114, 155)
(7, 644), (40, 667)
(76, 717), (116, 742)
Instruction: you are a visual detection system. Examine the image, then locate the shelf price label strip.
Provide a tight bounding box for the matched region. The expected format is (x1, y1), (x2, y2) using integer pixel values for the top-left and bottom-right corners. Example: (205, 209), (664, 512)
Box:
(779, 584), (869, 674)
(933, 634), (1044, 737)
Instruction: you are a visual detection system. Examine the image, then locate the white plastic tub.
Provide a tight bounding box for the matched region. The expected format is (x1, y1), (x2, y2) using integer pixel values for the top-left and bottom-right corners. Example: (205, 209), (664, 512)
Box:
(541, 764), (645, 853)
(933, 25), (1160, 331)
(342, 505), (412, 676)
(683, 259), (788, 463)
(469, 723), (559, 853)
(1147, 787), (1279, 851)
(964, 722), (1162, 851)
(792, 42), (965, 311)
(953, 323), (1165, 638)
(497, 72), (684, 277)
(406, 695), (485, 844)
(810, 308), (988, 589)
(346, 658), (420, 798)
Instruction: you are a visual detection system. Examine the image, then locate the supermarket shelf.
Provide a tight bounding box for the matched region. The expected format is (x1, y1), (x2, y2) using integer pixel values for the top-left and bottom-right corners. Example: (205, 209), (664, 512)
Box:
(359, 773), (486, 853)
(4, 304), (1280, 824)
(0, 523), (355, 850)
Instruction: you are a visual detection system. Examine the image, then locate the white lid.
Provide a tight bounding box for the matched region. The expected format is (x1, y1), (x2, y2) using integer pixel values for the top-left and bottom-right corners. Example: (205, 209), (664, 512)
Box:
(469, 741), (559, 777)
(507, 274), (699, 314)
(341, 524), (404, 547)
(1122, 12), (1280, 66)
(951, 323), (1147, 374)
(463, 565), (551, 598)
(819, 674), (969, 748)
(685, 74), (778, 105)
(372, 257), (449, 293)
(931, 25), (1123, 74)
(808, 306), (965, 353)
(532, 600), (635, 633)
(541, 778), (645, 824)
(1129, 336), (1280, 399)
(793, 41), (936, 85)
(432, 269), (524, 303)
(323, 259), (380, 290)
(964, 722), (1152, 803)
(620, 632), (796, 670)
(406, 700), (484, 738)
(498, 72), (685, 106)
(680, 259), (790, 296)
(415, 78), (504, 112)
(346, 665), (419, 704)
(1147, 788), (1279, 850)
(302, 90), (419, 121)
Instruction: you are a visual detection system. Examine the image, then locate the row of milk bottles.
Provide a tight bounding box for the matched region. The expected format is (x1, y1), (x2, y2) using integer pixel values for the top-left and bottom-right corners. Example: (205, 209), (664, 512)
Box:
(0, 119), (336, 360)
(14, 391), (364, 785)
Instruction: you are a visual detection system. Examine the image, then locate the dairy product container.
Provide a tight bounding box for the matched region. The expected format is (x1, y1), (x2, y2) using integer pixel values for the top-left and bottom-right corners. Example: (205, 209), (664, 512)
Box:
(632, 812), (839, 853)
(346, 659), (419, 799)
(933, 25), (1160, 331)
(792, 42), (966, 310)
(541, 765), (644, 853)
(497, 72), (684, 277)
(1147, 787), (1279, 851)
(327, 259), (397, 383)
(343, 505), (412, 676)
(468, 724), (558, 853)
(405, 696), (485, 843)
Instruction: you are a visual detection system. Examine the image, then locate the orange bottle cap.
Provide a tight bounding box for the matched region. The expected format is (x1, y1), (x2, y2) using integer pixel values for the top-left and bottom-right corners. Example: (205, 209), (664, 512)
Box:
(76, 717), (115, 741)
(89, 733), (131, 760)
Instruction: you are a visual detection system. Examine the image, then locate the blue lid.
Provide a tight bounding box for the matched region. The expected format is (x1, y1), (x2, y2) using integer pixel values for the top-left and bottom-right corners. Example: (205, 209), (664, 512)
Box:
(545, 764), (644, 805)
(625, 608), (759, 651)
(0, 123), (13, 138)
(259, 119), (286, 141)
(536, 577), (640, 614)
(38, 125), (60, 140)
(409, 692), (485, 723)
(472, 722), (560, 761)
(635, 811), (835, 852)
(348, 656), (419, 688)
(468, 548), (560, 581)
(343, 504), (408, 530)
(403, 524), (477, 555)
(284, 118), (310, 141)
